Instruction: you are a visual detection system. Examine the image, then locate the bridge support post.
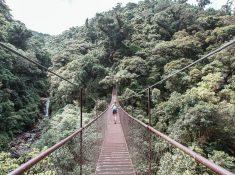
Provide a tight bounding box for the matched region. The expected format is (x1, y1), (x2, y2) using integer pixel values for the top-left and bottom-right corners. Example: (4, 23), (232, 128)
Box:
(80, 88), (83, 175)
(148, 87), (152, 175)
(131, 97), (134, 116)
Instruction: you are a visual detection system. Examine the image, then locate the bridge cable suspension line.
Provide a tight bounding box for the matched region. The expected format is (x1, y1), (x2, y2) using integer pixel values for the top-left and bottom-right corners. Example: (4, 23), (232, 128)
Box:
(0, 42), (80, 87)
(123, 37), (235, 101)
(145, 38), (235, 90)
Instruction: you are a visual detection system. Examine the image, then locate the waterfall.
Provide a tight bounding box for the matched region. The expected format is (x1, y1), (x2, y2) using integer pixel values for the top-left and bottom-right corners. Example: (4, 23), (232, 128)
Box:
(44, 98), (50, 117)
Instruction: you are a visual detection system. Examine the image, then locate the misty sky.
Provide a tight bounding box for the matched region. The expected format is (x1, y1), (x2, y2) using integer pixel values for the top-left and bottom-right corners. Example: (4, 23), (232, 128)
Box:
(5, 0), (229, 35)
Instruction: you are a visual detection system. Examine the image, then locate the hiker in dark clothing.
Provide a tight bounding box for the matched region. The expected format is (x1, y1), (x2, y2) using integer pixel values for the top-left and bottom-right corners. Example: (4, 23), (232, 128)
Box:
(111, 101), (118, 124)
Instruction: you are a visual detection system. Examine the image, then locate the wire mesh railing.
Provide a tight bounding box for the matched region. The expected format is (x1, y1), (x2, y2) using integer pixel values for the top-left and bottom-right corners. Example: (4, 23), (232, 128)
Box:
(119, 108), (149, 174)
(8, 87), (235, 175)
(116, 39), (235, 174)
(9, 109), (108, 175)
(119, 107), (234, 175)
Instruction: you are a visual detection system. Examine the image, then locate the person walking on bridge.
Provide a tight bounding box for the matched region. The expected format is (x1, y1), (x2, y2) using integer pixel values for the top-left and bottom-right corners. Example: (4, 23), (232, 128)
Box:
(111, 101), (118, 124)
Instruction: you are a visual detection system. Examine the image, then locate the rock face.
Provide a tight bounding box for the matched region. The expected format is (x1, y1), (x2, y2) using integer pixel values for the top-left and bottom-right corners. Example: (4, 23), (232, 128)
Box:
(10, 129), (41, 158)
(10, 97), (51, 157)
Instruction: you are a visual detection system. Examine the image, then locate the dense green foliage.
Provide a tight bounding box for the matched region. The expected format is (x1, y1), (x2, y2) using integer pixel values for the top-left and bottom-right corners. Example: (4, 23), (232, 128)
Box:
(0, 104), (104, 174)
(0, 1), (51, 150)
(43, 0), (234, 173)
(0, 0), (235, 174)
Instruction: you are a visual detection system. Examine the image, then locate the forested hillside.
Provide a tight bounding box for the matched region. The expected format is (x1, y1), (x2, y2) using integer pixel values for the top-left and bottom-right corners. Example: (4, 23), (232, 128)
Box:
(0, 1), (51, 150)
(0, 0), (235, 174)
(44, 0), (235, 173)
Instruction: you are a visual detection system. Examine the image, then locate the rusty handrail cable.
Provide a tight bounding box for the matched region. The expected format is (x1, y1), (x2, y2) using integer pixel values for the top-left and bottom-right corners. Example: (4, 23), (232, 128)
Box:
(144, 37), (235, 91)
(0, 42), (80, 87)
(120, 107), (235, 175)
(122, 38), (235, 101)
(9, 108), (108, 175)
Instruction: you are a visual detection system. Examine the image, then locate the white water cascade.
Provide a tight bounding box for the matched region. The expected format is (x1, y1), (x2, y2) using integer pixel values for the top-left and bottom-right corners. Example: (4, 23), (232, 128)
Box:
(44, 98), (50, 117)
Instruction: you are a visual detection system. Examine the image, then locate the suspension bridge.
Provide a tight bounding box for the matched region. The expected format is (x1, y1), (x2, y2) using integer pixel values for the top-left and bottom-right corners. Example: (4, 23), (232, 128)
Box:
(7, 88), (235, 175)
(0, 39), (234, 175)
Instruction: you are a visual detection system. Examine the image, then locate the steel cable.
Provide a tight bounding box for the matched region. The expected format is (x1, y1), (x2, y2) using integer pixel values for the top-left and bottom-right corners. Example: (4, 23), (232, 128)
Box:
(0, 42), (80, 87)
(121, 38), (235, 102)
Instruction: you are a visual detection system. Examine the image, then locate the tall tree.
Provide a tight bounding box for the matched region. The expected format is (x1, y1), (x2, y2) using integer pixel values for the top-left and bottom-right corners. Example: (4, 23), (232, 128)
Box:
(221, 0), (233, 15)
(0, 0), (11, 20)
(196, 0), (211, 8)
(7, 21), (32, 50)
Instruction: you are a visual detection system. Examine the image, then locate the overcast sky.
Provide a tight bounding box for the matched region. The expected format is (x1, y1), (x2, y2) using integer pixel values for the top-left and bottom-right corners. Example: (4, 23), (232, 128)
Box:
(5, 0), (229, 35)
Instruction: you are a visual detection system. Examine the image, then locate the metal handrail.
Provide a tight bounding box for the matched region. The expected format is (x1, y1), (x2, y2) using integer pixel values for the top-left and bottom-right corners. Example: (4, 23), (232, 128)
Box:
(9, 108), (108, 175)
(120, 107), (235, 175)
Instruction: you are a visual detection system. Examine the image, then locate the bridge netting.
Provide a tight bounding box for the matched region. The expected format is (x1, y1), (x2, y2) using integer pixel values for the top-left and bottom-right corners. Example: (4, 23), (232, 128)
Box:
(119, 108), (234, 175)
(10, 109), (108, 175)
(9, 91), (234, 175)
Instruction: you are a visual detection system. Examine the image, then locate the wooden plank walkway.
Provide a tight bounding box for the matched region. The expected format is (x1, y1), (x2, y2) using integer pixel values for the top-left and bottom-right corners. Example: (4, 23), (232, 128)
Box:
(95, 94), (135, 175)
